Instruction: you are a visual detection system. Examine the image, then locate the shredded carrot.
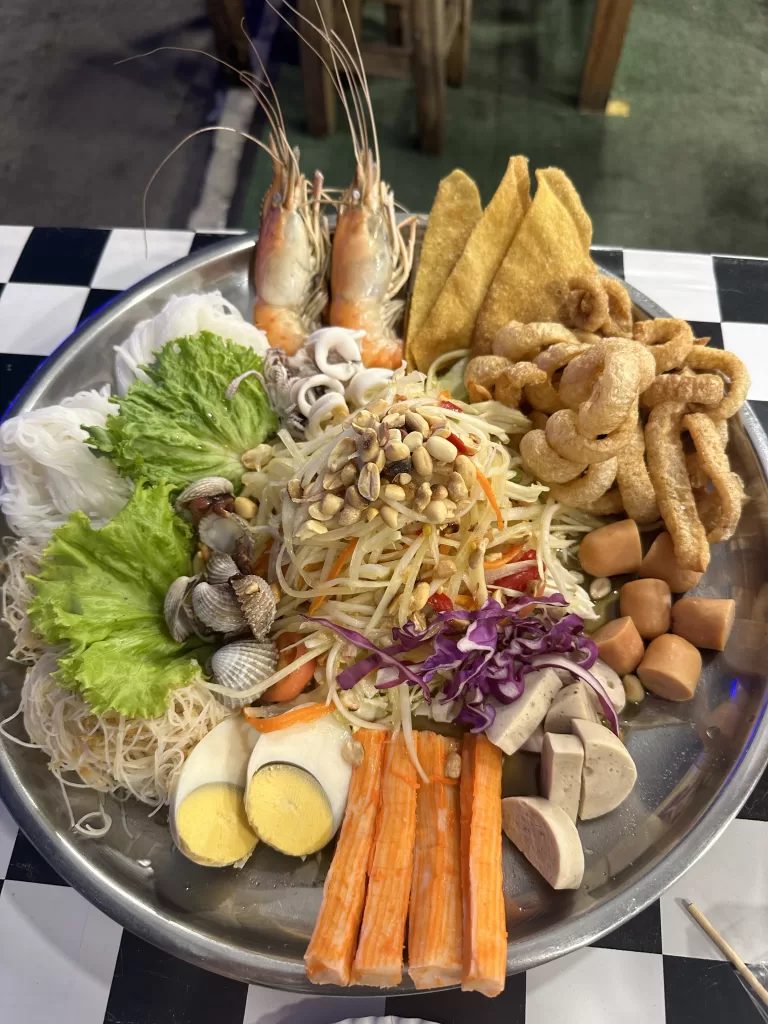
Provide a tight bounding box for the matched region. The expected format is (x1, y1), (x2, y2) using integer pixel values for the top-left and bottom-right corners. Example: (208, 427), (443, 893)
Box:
(309, 538), (359, 616)
(242, 702), (331, 733)
(350, 733), (418, 987)
(476, 468), (504, 532)
(484, 543), (525, 570)
(454, 595), (477, 610)
(460, 734), (507, 997)
(305, 730), (388, 986)
(409, 733), (463, 990)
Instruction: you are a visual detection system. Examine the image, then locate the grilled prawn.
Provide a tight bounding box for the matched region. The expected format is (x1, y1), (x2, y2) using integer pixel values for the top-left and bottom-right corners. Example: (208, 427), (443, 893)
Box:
(253, 134), (330, 354)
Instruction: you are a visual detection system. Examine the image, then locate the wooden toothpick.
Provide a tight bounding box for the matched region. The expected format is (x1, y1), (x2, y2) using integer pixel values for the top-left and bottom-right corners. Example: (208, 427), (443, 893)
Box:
(682, 899), (768, 1007)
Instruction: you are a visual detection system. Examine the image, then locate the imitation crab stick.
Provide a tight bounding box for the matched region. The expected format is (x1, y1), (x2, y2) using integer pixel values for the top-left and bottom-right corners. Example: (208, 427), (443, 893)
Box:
(460, 734), (507, 997)
(350, 732), (418, 987)
(408, 733), (463, 989)
(305, 729), (387, 986)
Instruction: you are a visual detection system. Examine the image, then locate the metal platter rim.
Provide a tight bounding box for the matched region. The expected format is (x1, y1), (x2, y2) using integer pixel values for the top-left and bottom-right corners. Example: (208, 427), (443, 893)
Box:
(1, 232), (767, 993)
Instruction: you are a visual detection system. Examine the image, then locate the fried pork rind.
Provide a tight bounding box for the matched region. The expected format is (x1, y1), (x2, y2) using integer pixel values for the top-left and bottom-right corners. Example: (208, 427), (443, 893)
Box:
(519, 429), (587, 483)
(464, 355), (511, 403)
(602, 277), (634, 338)
(633, 318), (694, 373)
(684, 413), (745, 543)
(685, 347), (751, 420)
(563, 275), (609, 333)
(559, 340), (654, 438)
(641, 370), (725, 409)
(526, 340), (591, 413)
(546, 404), (637, 463)
(413, 156), (530, 370)
(547, 458), (619, 511)
(495, 362), (547, 408)
(616, 422), (659, 524)
(472, 168), (594, 353)
(406, 170), (482, 365)
(492, 320), (576, 362)
(645, 402), (710, 573)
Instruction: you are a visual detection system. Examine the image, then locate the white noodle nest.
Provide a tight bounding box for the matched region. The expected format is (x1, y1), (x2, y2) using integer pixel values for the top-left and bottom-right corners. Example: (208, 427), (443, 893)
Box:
(0, 386), (133, 541)
(114, 291), (269, 395)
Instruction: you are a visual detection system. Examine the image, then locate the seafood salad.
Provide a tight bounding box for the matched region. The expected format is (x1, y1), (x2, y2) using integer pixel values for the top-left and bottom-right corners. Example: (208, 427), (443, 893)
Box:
(0, 12), (754, 1000)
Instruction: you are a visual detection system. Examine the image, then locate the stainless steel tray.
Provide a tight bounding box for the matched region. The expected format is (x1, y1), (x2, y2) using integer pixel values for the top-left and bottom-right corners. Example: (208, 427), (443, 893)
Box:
(2, 234), (768, 992)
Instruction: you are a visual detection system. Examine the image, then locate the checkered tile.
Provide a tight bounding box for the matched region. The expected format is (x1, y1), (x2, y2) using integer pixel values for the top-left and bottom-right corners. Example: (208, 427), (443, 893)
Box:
(2, 231), (768, 1024)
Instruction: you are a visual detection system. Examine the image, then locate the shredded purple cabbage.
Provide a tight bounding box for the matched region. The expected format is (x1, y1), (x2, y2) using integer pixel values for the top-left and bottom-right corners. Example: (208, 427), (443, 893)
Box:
(303, 593), (620, 735)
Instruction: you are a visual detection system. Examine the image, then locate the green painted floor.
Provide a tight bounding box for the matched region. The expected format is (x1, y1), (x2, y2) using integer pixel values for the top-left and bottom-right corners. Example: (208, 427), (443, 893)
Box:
(232, 0), (768, 257)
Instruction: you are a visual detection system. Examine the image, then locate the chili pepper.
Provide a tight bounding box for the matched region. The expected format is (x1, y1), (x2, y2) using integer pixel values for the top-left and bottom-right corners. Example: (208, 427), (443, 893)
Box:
(439, 398), (464, 412)
(496, 565), (540, 592)
(428, 592), (454, 613)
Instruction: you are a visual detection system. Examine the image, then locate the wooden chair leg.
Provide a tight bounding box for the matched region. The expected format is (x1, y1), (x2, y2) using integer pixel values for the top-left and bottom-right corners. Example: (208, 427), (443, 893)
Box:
(299, 0), (336, 136)
(206, 0), (250, 75)
(445, 0), (471, 87)
(579, 0), (635, 112)
(385, 4), (404, 46)
(411, 0), (446, 154)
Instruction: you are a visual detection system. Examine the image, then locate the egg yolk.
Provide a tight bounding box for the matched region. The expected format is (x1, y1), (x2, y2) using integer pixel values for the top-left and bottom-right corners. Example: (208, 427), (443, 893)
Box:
(246, 764), (333, 857)
(176, 783), (258, 867)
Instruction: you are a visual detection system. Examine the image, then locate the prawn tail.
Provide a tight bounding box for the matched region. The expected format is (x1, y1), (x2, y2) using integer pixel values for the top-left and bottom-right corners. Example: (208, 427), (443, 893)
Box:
(254, 301), (307, 355)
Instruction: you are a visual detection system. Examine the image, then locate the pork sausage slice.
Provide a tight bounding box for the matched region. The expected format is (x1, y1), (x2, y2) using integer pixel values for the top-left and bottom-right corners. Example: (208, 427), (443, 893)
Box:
(541, 733), (584, 822)
(671, 597), (735, 651)
(578, 519), (643, 578)
(572, 718), (637, 820)
(501, 796), (584, 889)
(638, 532), (703, 593)
(619, 578), (672, 639)
(637, 633), (702, 700)
(591, 617), (644, 675)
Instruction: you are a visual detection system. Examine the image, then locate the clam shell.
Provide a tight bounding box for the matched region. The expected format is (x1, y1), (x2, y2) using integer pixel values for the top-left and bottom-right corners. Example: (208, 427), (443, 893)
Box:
(210, 639), (279, 707)
(198, 510), (250, 555)
(192, 581), (246, 633)
(163, 575), (199, 643)
(230, 574), (277, 639)
(176, 476), (234, 508)
(206, 551), (239, 585)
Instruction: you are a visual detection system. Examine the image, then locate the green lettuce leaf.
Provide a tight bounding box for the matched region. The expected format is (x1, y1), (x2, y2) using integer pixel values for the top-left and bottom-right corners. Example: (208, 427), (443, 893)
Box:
(86, 331), (277, 490)
(28, 481), (213, 718)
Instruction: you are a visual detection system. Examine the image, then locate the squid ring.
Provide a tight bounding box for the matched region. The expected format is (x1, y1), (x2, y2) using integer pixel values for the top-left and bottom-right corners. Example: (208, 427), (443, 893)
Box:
(684, 412), (745, 543)
(545, 404), (637, 464)
(547, 458), (619, 511)
(519, 429), (587, 484)
(495, 362), (547, 408)
(634, 318), (694, 373)
(685, 347), (751, 420)
(562, 275), (609, 333)
(492, 321), (576, 363)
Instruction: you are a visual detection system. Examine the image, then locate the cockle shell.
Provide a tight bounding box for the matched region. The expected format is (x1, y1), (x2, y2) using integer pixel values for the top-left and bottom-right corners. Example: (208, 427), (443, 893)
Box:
(198, 510), (251, 555)
(175, 477), (234, 509)
(163, 575), (199, 643)
(210, 639), (279, 707)
(206, 551), (239, 585)
(192, 581), (247, 633)
(229, 574), (277, 639)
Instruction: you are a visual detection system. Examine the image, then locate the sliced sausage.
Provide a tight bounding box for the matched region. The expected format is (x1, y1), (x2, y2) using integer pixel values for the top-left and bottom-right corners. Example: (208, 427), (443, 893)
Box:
(578, 519), (643, 578)
(671, 597), (735, 651)
(637, 633), (702, 701)
(638, 532), (703, 593)
(545, 682), (599, 733)
(619, 578), (672, 639)
(591, 658), (627, 713)
(591, 617), (644, 675)
(520, 724), (545, 753)
(541, 733), (584, 822)
(571, 718), (637, 819)
(501, 796), (584, 889)
(486, 667), (562, 754)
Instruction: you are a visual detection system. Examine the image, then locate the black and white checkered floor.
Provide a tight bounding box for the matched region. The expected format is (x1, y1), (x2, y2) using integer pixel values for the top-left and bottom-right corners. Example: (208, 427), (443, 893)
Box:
(1, 228), (768, 1024)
